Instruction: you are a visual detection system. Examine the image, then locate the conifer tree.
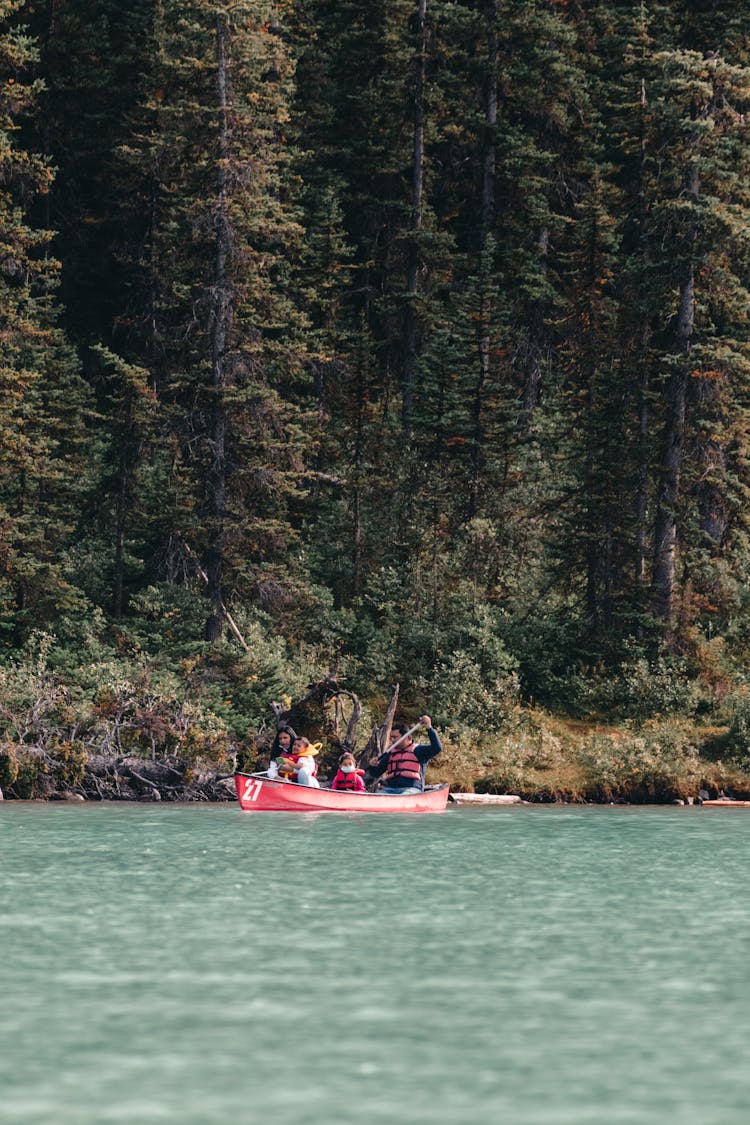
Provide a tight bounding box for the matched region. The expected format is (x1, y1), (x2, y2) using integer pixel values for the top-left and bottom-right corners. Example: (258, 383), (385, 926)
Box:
(613, 38), (750, 639)
(0, 1), (91, 641)
(20, 0), (152, 346)
(114, 0), (314, 637)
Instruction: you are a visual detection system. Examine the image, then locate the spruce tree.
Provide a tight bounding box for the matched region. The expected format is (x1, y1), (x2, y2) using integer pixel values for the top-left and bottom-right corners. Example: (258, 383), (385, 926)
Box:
(618, 40), (750, 641)
(113, 0), (314, 637)
(0, 1), (92, 642)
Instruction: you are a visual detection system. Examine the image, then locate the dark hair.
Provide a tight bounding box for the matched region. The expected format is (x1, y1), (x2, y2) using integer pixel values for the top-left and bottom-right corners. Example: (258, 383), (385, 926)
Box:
(338, 751), (356, 764)
(392, 722), (410, 735)
(271, 724), (297, 755)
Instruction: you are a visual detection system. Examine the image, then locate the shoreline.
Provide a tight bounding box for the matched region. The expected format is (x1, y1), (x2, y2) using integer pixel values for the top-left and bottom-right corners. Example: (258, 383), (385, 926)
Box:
(2, 788), (741, 808)
(3, 736), (749, 806)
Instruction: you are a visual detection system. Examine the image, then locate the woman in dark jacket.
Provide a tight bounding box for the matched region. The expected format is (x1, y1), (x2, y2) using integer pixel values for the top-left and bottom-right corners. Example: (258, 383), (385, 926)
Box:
(267, 723), (298, 778)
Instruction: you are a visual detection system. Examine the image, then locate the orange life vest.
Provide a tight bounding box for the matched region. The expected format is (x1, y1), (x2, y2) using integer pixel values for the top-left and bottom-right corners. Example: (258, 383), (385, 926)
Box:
(385, 745), (422, 783)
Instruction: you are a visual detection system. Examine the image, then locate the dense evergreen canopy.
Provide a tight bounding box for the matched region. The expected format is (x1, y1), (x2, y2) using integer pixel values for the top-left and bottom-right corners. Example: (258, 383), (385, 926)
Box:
(3, 0), (750, 724)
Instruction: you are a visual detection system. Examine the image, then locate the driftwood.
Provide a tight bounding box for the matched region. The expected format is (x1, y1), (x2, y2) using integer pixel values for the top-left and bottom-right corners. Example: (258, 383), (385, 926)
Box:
(449, 793), (523, 805)
(329, 689), (363, 754)
(356, 683), (399, 769)
(270, 673), (365, 764)
(76, 754), (235, 803)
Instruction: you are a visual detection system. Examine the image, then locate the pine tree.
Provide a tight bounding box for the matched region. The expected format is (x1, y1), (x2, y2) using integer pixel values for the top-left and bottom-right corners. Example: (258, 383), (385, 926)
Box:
(0, 1), (92, 642)
(20, 0), (152, 347)
(113, 0), (314, 637)
(615, 36), (750, 640)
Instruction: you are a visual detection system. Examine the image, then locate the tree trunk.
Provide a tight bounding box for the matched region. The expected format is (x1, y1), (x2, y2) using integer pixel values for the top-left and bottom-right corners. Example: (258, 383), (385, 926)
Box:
(40, 0), (57, 236)
(651, 162), (698, 625)
(634, 78), (650, 614)
(635, 361), (650, 590)
(113, 427), (132, 619)
(469, 0), (498, 517)
(206, 12), (233, 642)
(695, 426), (728, 546)
(352, 331), (366, 599)
(470, 287), (489, 519)
(519, 225), (548, 430)
(692, 373), (728, 550)
(480, 0), (497, 248)
(356, 683), (400, 769)
(402, 0), (427, 433)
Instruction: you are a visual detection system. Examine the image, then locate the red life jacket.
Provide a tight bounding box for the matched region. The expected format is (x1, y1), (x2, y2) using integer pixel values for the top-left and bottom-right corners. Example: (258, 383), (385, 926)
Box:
(332, 768), (365, 791)
(385, 745), (422, 782)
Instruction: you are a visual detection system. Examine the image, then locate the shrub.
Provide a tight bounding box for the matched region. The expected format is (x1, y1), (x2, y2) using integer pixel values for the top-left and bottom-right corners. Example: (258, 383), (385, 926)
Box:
(431, 650), (521, 735)
(717, 688), (750, 762)
(50, 740), (88, 788)
(0, 744), (19, 789)
(577, 725), (702, 801)
(473, 737), (531, 794)
(556, 653), (701, 722)
(12, 752), (46, 799)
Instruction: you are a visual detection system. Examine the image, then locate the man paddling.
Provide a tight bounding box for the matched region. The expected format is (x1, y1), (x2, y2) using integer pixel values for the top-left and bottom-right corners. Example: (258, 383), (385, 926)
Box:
(367, 716), (442, 795)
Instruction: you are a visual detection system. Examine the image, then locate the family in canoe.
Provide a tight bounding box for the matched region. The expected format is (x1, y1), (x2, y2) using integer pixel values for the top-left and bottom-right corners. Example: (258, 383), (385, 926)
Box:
(266, 716), (443, 796)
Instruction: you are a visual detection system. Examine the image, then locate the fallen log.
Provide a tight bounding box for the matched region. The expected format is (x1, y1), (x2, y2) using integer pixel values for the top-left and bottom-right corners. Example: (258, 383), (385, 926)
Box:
(449, 793), (524, 806)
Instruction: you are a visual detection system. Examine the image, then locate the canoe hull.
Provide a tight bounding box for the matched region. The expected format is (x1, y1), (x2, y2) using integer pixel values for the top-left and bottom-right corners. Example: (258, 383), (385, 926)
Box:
(234, 773), (449, 813)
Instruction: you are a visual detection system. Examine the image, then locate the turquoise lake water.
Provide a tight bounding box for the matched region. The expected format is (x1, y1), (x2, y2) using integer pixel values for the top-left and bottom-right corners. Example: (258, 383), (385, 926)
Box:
(2, 802), (750, 1124)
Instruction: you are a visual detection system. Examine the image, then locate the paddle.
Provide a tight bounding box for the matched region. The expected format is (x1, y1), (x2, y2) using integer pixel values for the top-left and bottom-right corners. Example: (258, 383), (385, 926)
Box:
(383, 722), (422, 756)
(364, 720), (425, 793)
(367, 721), (422, 775)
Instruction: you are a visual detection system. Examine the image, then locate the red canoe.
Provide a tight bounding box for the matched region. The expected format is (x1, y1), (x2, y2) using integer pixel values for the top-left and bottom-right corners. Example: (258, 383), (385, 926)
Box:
(234, 772), (450, 813)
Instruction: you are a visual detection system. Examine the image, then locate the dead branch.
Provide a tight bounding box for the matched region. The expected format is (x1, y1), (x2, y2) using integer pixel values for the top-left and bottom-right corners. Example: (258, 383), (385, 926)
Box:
(340, 691), (363, 753)
(178, 538), (249, 652)
(356, 683), (399, 768)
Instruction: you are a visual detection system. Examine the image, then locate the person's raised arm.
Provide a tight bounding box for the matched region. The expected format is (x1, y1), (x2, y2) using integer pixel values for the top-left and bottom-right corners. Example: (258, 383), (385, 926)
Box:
(415, 715), (442, 761)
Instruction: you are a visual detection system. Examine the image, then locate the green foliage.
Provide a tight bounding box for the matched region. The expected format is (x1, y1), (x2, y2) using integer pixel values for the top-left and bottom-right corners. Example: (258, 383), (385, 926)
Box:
(0, 4), (94, 646)
(12, 753), (44, 799)
(716, 688), (750, 762)
(0, 603), (318, 782)
(560, 653), (702, 722)
(431, 650), (520, 735)
(125, 585), (211, 651)
(3, 0), (750, 776)
(471, 739), (529, 796)
(0, 744), (18, 789)
(578, 727), (703, 802)
(49, 739), (88, 788)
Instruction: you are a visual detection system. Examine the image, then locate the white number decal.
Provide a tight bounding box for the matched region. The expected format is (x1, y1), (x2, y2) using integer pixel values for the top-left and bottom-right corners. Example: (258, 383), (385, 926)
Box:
(242, 778), (262, 802)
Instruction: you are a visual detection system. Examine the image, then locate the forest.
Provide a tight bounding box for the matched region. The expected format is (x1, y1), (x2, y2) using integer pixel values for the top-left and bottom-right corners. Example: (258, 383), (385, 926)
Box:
(2, 0), (750, 801)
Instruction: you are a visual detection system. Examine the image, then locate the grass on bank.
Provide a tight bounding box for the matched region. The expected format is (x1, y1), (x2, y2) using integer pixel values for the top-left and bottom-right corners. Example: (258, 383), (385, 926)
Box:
(432, 713), (750, 803)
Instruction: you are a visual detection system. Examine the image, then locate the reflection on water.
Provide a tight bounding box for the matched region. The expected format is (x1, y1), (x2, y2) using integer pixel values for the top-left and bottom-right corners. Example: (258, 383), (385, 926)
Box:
(2, 803), (750, 1123)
